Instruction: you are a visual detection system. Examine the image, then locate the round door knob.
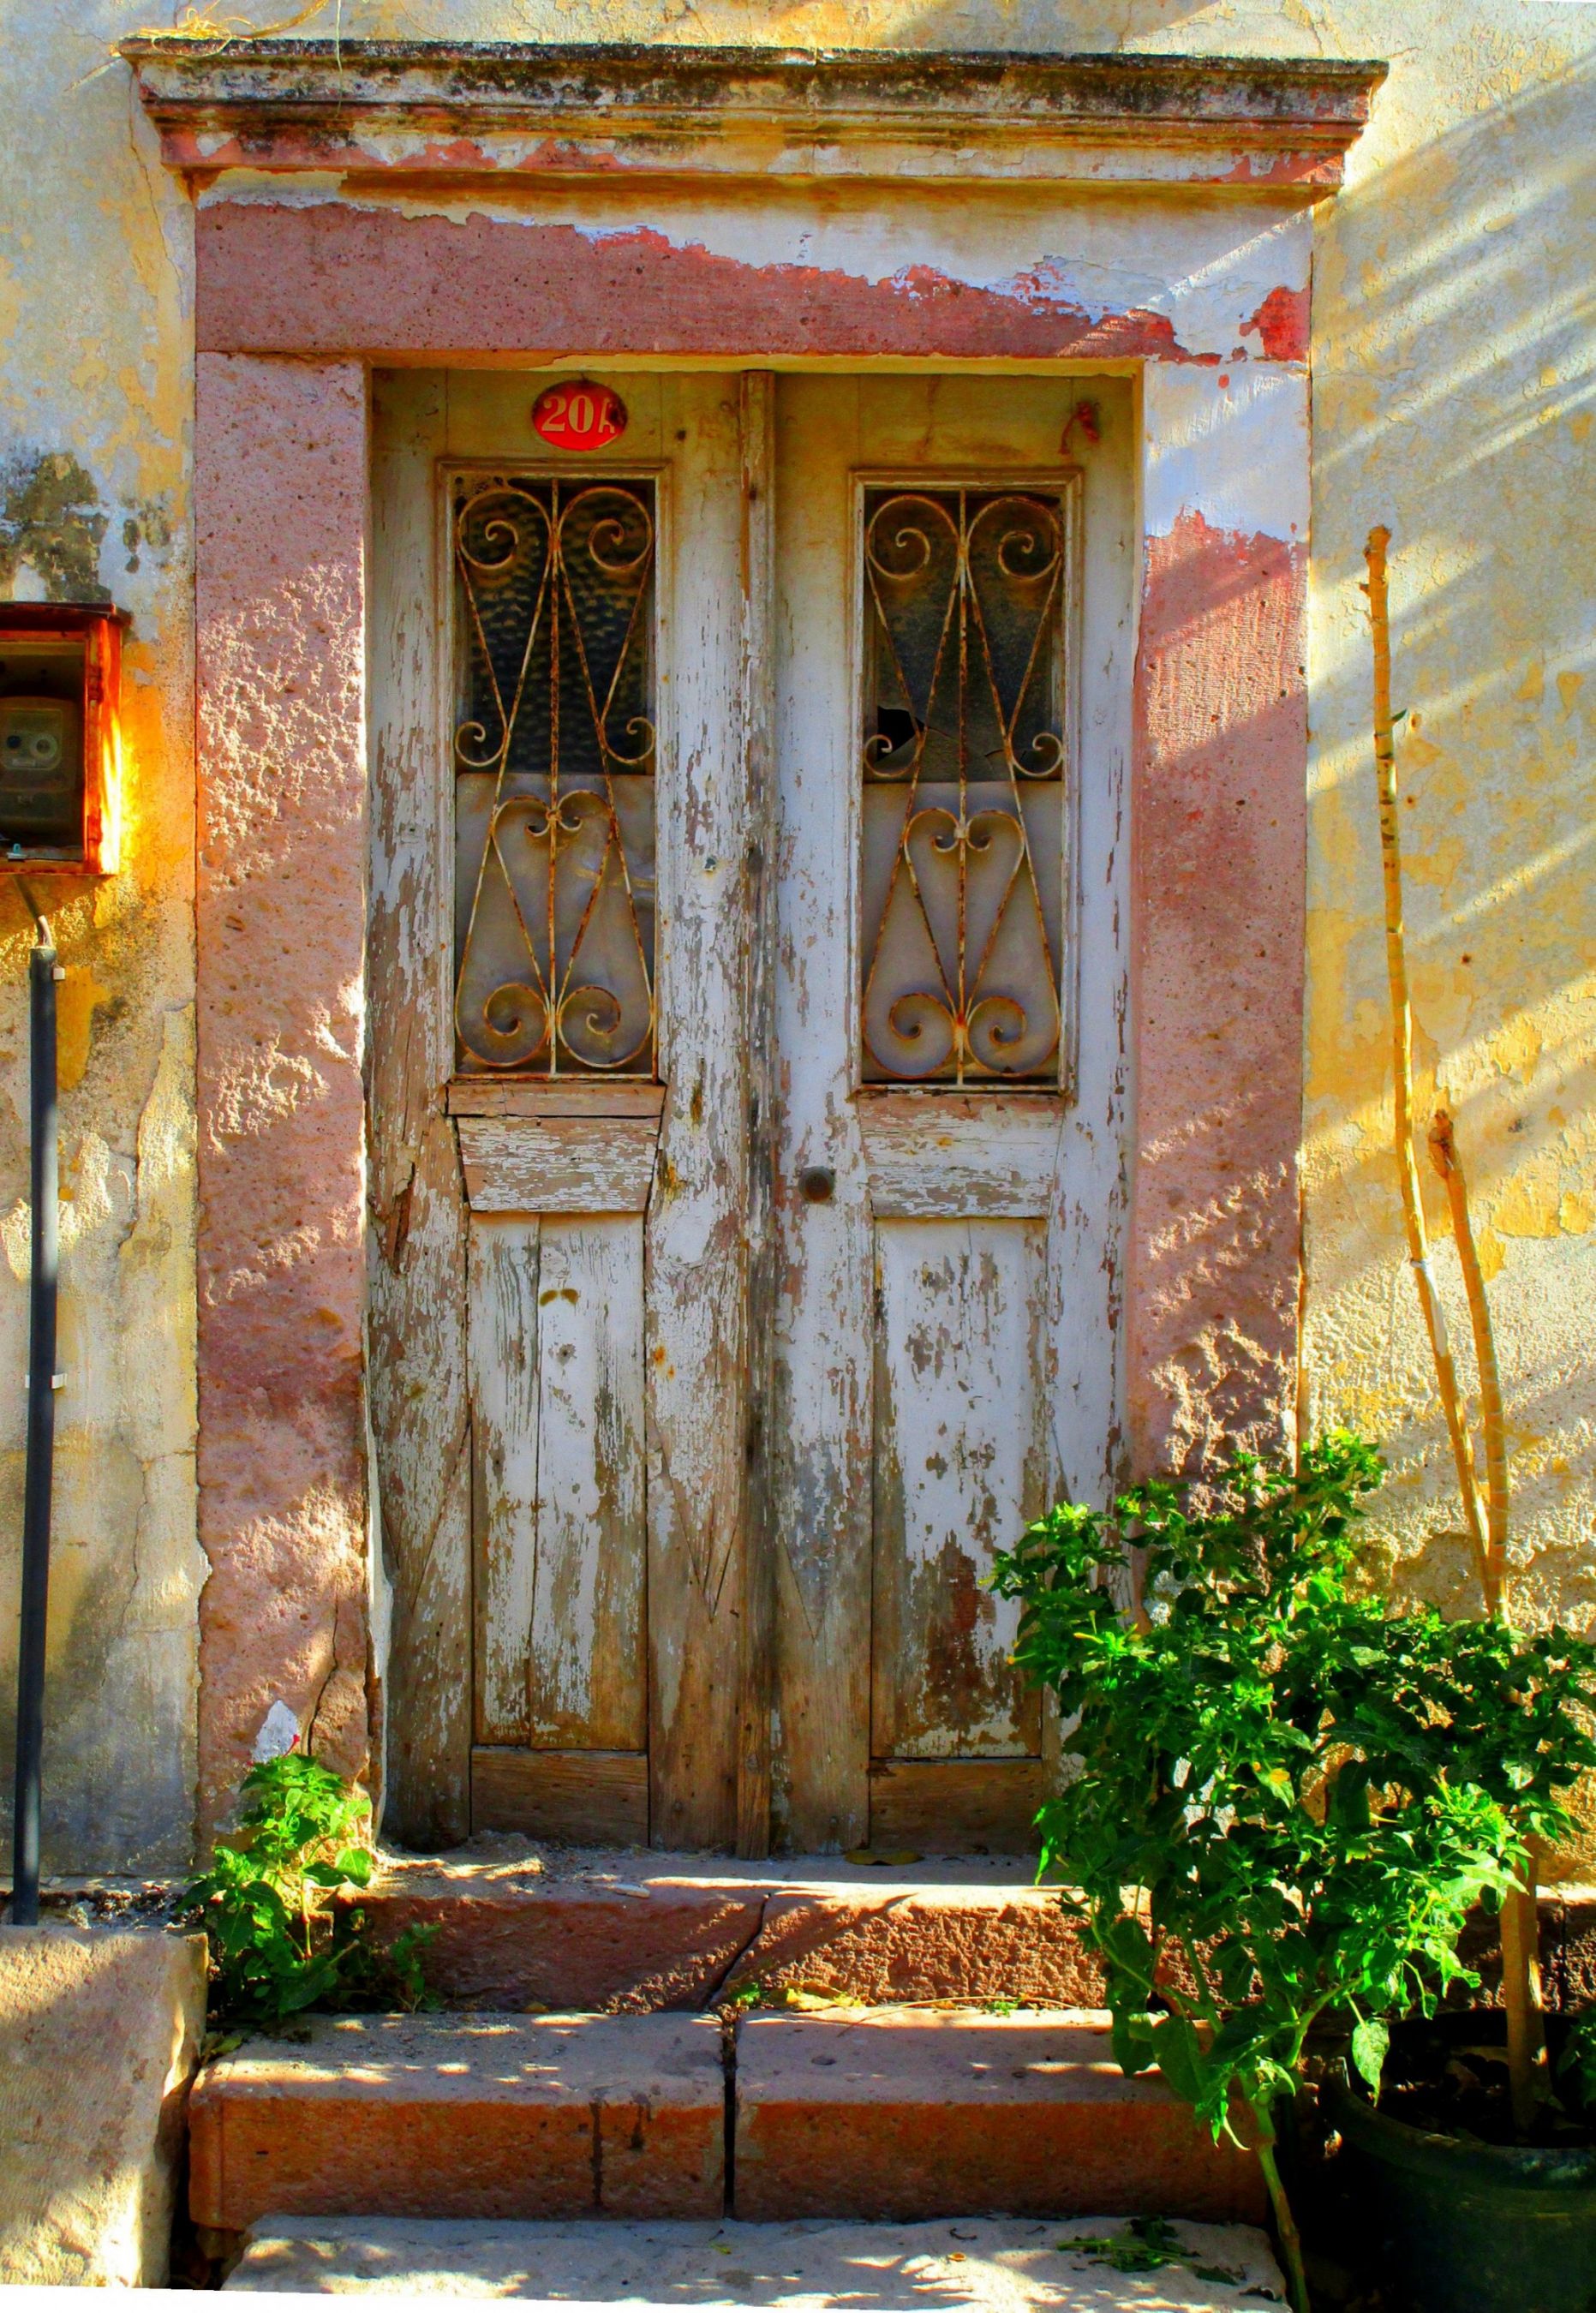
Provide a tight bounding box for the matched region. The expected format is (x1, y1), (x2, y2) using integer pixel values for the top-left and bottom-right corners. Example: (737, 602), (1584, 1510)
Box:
(798, 1164), (835, 1204)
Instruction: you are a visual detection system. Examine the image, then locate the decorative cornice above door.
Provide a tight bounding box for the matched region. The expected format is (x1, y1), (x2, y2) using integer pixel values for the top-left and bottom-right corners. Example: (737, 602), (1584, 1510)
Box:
(122, 39), (1385, 193)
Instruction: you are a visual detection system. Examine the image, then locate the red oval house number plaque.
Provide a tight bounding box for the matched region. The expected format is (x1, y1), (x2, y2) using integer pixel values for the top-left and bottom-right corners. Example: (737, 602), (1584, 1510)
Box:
(531, 381), (628, 452)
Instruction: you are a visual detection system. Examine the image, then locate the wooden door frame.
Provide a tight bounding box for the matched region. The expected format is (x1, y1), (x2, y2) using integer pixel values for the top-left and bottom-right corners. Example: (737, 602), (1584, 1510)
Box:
(148, 39), (1384, 1846)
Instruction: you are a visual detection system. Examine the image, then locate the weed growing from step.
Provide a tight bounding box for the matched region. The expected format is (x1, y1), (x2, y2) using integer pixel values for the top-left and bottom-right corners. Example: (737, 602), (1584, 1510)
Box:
(181, 1752), (437, 2029)
(990, 1431), (1596, 2313)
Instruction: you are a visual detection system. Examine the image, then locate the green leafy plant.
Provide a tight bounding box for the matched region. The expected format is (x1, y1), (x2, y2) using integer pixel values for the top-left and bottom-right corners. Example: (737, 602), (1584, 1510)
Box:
(990, 1432), (1596, 2313)
(181, 1751), (435, 2027)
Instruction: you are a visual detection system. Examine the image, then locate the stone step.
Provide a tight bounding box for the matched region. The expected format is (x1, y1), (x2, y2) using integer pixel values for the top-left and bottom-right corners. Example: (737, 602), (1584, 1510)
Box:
(344, 1849), (1105, 2013)
(734, 2009), (1264, 2226)
(225, 2214), (1289, 2304)
(188, 2012), (726, 2234)
(188, 2006), (1263, 2239)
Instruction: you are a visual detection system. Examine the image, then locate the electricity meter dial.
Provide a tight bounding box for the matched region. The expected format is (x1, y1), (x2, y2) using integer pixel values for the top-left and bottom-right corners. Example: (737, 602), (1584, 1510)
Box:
(0, 700), (81, 850)
(0, 604), (126, 876)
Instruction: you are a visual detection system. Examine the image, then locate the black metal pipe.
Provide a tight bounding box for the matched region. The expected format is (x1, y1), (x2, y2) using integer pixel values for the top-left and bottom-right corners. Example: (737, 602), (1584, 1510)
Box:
(10, 905), (57, 1926)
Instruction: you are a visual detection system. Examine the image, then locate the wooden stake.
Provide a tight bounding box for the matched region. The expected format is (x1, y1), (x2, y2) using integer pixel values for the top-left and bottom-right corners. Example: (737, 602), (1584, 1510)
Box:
(1365, 528), (1542, 2129)
(1427, 1107), (1509, 1616)
(1499, 1847), (1549, 2131)
(1424, 1111), (1543, 2113)
(1363, 528), (1491, 1604)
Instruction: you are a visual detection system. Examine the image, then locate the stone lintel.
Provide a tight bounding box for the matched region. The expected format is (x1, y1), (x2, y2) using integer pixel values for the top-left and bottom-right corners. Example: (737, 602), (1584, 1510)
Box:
(122, 40), (1386, 191)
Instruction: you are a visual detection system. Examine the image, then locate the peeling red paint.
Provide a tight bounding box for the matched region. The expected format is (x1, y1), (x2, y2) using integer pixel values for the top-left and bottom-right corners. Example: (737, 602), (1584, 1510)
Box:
(169, 125), (1349, 188)
(1127, 509), (1307, 1475)
(1245, 284), (1310, 362)
(197, 202), (1222, 363)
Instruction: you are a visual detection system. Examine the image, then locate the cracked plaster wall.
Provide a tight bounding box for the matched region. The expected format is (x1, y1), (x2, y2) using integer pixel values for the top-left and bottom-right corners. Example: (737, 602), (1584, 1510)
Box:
(0, 3), (201, 1874)
(1, 0), (1591, 1870)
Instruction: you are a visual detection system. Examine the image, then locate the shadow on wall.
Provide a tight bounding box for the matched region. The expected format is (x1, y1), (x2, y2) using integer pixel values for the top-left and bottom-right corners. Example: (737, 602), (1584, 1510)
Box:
(270, 0), (1233, 49)
(1299, 55), (1594, 1599)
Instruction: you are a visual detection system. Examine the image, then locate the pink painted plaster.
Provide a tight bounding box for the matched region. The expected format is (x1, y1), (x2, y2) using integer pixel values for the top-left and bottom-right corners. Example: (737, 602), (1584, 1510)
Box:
(183, 205), (1312, 1832)
(194, 353), (371, 1836)
(1127, 511), (1308, 1474)
(195, 203), (1222, 365)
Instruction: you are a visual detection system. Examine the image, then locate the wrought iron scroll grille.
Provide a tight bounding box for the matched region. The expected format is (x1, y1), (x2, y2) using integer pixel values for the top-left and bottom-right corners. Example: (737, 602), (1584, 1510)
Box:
(861, 486), (1068, 1088)
(452, 474), (657, 1077)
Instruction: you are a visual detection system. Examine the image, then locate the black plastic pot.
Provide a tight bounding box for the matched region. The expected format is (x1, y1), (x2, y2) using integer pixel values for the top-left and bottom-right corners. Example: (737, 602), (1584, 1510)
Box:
(1322, 2048), (1596, 2313)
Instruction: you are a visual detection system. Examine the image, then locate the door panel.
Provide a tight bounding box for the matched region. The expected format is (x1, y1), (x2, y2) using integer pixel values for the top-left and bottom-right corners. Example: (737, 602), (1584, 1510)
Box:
(457, 1113), (660, 1213)
(469, 1213), (647, 1753)
(866, 1756), (1051, 1856)
(871, 1216), (1047, 1760)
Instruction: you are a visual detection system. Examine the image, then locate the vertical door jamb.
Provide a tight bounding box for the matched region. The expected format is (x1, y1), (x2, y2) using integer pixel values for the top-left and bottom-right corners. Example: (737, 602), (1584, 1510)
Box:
(645, 374), (758, 1848)
(736, 372), (779, 1857)
(368, 369), (475, 1848)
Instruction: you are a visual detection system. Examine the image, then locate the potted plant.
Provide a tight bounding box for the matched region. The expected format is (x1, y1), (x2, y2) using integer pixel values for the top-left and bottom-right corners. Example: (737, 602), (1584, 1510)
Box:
(990, 1433), (1596, 2313)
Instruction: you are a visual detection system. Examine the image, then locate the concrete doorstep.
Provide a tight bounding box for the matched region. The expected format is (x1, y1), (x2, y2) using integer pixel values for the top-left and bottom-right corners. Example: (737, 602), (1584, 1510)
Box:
(189, 2013), (728, 2231)
(218, 2214), (1288, 2306)
(188, 2006), (1264, 2236)
(0, 1925), (206, 2286)
(340, 1851), (1109, 2014)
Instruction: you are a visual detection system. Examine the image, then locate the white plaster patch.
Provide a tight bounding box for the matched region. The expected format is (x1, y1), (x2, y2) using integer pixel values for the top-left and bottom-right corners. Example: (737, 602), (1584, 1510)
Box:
(253, 1698), (302, 1761)
(195, 170), (349, 209)
(1008, 211), (1308, 356)
(1144, 364), (1309, 545)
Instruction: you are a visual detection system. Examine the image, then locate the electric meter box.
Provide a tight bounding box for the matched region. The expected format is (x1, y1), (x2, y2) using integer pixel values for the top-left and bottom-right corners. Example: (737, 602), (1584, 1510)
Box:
(0, 603), (127, 876)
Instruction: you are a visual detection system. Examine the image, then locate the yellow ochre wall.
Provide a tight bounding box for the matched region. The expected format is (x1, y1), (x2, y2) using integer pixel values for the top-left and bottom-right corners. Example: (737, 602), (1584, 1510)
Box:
(0, 1), (1590, 1873)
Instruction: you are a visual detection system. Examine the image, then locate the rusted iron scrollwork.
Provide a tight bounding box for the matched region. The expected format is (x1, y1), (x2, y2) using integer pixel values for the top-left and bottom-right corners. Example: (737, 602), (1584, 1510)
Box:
(861, 487), (1067, 1087)
(452, 475), (657, 1076)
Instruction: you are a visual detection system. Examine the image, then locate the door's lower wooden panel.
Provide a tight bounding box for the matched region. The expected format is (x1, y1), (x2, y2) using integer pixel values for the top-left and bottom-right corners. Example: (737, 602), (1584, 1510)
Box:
(458, 1115), (660, 1213)
(469, 1213), (647, 1752)
(859, 1095), (1061, 1219)
(871, 1218), (1048, 1762)
(868, 1757), (1049, 1856)
(472, 1747), (649, 1845)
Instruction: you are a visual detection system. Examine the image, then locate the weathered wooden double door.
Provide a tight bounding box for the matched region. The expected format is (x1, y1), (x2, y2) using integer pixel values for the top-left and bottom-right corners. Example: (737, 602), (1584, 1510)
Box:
(370, 370), (1131, 1855)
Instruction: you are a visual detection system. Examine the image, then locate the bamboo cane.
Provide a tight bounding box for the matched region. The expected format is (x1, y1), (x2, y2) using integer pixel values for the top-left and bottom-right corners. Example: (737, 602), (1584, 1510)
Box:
(1365, 529), (1543, 2130)
(1363, 529), (1491, 1603)
(1426, 1108), (1509, 1612)
(1424, 1106), (1543, 2115)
